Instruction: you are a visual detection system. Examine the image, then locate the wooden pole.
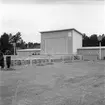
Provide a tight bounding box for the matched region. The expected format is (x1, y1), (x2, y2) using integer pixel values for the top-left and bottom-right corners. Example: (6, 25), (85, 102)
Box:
(99, 42), (101, 60)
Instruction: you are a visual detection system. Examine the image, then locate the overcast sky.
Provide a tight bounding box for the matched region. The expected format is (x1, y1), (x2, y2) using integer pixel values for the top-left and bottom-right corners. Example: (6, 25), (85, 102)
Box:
(0, 0), (105, 43)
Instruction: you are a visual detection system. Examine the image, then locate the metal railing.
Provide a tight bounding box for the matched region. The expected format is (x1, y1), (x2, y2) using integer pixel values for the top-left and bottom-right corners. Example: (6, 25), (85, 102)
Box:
(4, 54), (83, 67)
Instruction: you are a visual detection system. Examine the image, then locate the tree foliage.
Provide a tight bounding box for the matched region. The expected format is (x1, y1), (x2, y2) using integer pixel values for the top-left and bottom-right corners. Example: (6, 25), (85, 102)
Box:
(0, 33), (13, 54)
(83, 34), (105, 47)
(0, 32), (40, 54)
(9, 32), (22, 44)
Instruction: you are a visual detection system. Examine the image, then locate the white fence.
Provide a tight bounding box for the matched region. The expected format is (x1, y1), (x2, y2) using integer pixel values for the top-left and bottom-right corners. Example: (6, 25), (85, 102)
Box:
(4, 54), (83, 67)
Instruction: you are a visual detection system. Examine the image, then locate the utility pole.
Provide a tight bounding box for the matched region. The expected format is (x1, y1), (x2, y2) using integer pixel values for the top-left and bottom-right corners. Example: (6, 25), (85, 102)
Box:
(13, 43), (16, 55)
(98, 35), (103, 60)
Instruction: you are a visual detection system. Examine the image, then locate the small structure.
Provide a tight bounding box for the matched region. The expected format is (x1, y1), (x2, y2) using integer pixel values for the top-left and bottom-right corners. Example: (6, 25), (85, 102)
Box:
(5, 50), (11, 68)
(17, 49), (41, 56)
(77, 47), (105, 60)
(40, 28), (83, 55)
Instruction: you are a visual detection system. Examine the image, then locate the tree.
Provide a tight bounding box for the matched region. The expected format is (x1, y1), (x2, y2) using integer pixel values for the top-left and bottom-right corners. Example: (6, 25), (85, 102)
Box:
(27, 42), (40, 49)
(0, 33), (13, 54)
(9, 32), (22, 55)
(82, 33), (90, 47)
(89, 34), (99, 46)
(17, 39), (27, 49)
(33, 43), (40, 48)
(0, 37), (1, 50)
(0, 32), (41, 54)
(27, 42), (34, 48)
(9, 32), (21, 43)
(82, 33), (105, 47)
(101, 34), (105, 46)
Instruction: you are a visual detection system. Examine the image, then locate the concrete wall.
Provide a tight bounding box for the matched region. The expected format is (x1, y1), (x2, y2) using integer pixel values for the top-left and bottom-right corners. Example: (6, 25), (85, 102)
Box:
(72, 30), (82, 54)
(67, 31), (73, 54)
(17, 49), (40, 56)
(41, 31), (69, 54)
(77, 47), (105, 59)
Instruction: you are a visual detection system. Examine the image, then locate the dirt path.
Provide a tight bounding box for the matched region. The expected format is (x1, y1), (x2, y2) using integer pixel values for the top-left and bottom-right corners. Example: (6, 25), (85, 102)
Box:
(0, 61), (105, 105)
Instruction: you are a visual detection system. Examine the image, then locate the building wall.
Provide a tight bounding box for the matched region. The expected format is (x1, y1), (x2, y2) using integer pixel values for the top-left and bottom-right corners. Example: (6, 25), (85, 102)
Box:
(17, 51), (33, 56)
(72, 30), (82, 54)
(17, 50), (40, 56)
(41, 31), (69, 54)
(77, 48), (105, 59)
(41, 29), (82, 55)
(67, 31), (73, 54)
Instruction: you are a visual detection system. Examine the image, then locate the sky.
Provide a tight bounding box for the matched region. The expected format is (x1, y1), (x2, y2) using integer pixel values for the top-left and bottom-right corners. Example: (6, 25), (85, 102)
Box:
(0, 0), (105, 43)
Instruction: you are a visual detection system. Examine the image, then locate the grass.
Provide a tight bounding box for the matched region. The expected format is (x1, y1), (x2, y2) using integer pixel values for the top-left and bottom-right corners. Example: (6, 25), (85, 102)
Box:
(0, 61), (105, 105)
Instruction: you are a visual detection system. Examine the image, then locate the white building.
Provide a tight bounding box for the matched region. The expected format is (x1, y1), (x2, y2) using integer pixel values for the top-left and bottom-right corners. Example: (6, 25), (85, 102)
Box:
(17, 49), (41, 56)
(40, 28), (83, 55)
(77, 47), (105, 59)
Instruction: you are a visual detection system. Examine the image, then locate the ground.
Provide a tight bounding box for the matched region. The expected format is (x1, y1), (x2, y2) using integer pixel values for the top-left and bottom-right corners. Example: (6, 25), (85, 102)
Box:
(0, 61), (105, 105)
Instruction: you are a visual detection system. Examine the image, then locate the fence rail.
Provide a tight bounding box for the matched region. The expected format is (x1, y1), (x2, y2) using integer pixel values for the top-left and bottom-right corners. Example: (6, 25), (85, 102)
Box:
(3, 54), (83, 67)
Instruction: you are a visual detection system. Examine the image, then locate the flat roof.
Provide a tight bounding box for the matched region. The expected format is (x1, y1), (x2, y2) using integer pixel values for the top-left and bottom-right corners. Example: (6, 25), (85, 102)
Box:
(40, 28), (83, 36)
(78, 47), (105, 50)
(17, 49), (41, 52)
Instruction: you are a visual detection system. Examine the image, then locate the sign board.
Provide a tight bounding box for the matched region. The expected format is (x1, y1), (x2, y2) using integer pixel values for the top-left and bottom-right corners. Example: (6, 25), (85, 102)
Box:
(68, 32), (72, 37)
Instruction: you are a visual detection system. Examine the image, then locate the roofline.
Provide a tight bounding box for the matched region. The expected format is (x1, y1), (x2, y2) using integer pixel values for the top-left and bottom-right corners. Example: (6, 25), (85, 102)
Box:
(17, 49), (41, 52)
(78, 46), (105, 50)
(40, 28), (83, 36)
